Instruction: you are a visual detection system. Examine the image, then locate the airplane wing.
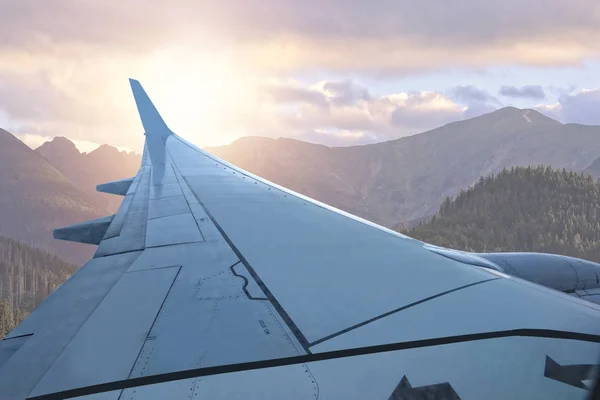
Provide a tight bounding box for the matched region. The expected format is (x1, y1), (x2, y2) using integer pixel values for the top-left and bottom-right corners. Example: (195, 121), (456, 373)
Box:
(1, 80), (599, 400)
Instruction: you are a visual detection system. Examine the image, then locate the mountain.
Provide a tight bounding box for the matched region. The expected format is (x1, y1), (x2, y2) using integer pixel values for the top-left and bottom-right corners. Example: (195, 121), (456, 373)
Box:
(0, 236), (78, 337)
(585, 157), (600, 179)
(3, 108), (599, 262)
(208, 108), (600, 227)
(407, 166), (600, 262)
(36, 137), (142, 213)
(0, 129), (102, 263)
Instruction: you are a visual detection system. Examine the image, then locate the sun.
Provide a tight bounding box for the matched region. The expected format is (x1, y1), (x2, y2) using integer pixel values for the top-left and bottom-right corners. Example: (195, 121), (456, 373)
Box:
(137, 47), (258, 147)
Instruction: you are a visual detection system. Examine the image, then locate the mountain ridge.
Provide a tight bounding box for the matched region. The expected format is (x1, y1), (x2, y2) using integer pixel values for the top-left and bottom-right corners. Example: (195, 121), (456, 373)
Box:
(208, 107), (600, 227)
(36, 136), (142, 214)
(0, 129), (102, 263)
(2, 106), (599, 262)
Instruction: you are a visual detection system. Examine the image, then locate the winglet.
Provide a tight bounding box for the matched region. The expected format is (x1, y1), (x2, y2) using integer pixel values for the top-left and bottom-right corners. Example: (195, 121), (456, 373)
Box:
(129, 79), (173, 138)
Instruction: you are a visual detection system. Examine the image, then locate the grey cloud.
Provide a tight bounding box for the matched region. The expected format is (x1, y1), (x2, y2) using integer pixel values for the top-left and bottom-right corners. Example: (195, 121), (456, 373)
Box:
(276, 103), (378, 133)
(267, 79), (370, 108)
(450, 85), (501, 118)
(272, 86), (476, 142)
(0, 70), (131, 127)
(559, 89), (600, 125)
(547, 85), (577, 97)
(390, 92), (462, 130)
(263, 83), (514, 145)
(294, 129), (380, 147)
(463, 103), (498, 119)
(0, 1), (168, 51)
(1, 1), (599, 63)
(0, 72), (71, 120)
(266, 85), (329, 108)
(451, 85), (497, 103)
(322, 80), (370, 106)
(500, 85), (546, 99)
(535, 89), (600, 125)
(0, 70), (138, 148)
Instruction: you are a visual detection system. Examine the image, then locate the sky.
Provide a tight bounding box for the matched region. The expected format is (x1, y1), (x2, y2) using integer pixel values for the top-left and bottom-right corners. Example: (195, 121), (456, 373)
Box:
(0, 1), (599, 153)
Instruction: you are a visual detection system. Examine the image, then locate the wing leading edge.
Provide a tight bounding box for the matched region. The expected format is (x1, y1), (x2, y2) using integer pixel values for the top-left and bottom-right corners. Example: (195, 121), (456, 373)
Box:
(0, 80), (599, 400)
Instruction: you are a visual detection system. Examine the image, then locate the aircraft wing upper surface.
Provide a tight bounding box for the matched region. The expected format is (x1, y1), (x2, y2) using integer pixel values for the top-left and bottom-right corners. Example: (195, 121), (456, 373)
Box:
(1, 80), (599, 400)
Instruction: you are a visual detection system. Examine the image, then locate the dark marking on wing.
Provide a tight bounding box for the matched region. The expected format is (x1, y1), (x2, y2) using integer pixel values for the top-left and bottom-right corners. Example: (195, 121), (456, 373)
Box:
(388, 375), (461, 400)
(230, 262), (268, 301)
(29, 329), (600, 400)
(311, 278), (499, 347)
(544, 355), (597, 390)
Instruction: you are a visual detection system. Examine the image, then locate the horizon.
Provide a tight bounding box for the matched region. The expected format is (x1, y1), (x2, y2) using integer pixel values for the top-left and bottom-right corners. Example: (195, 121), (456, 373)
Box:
(0, 1), (599, 153)
(7, 103), (590, 154)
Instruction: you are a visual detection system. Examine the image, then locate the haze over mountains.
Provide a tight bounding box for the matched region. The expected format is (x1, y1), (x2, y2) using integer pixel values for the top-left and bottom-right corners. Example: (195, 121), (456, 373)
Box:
(37, 137), (141, 213)
(0, 130), (140, 263)
(0, 106), (598, 263)
(585, 157), (600, 179)
(0, 129), (100, 263)
(209, 107), (600, 227)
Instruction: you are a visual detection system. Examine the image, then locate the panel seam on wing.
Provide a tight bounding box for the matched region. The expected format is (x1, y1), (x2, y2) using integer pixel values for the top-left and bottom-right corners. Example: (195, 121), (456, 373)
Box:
(309, 278), (500, 347)
(28, 328), (600, 400)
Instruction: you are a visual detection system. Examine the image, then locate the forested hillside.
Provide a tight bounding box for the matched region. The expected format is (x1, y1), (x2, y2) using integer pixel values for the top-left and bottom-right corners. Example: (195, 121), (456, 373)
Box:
(0, 236), (78, 337)
(407, 166), (600, 262)
(585, 156), (600, 179)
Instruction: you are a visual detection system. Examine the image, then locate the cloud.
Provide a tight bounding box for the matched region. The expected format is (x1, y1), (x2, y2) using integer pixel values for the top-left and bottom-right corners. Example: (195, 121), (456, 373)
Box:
(265, 84), (328, 107)
(449, 85), (501, 118)
(0, 69), (141, 150)
(534, 103), (562, 121)
(451, 85), (495, 104)
(321, 80), (370, 106)
(389, 92), (464, 131)
(288, 129), (381, 147)
(500, 85), (546, 99)
(535, 89), (600, 125)
(257, 80), (506, 145)
(0, 71), (72, 121)
(1, 2), (599, 150)
(1, 1), (600, 74)
(262, 80), (599, 145)
(557, 89), (600, 125)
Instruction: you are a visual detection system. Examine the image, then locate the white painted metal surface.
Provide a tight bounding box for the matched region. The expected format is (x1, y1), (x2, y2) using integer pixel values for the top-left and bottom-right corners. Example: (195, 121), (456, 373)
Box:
(145, 213), (203, 247)
(0, 252), (142, 399)
(311, 277), (600, 353)
(29, 266), (180, 397)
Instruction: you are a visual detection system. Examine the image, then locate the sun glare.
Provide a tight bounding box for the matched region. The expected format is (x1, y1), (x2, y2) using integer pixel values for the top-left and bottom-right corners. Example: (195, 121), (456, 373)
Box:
(137, 48), (259, 147)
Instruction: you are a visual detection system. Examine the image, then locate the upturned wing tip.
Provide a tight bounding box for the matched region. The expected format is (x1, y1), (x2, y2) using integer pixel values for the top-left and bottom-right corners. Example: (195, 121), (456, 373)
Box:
(129, 79), (173, 137)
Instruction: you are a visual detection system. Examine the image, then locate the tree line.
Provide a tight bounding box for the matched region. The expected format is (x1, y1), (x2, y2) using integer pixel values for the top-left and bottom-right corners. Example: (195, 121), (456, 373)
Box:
(406, 166), (600, 262)
(0, 236), (78, 336)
